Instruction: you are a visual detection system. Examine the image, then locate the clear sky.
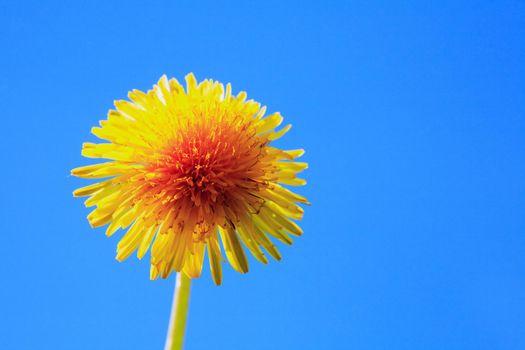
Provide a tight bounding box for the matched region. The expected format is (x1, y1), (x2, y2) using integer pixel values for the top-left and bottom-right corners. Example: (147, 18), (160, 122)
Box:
(1, 1), (524, 349)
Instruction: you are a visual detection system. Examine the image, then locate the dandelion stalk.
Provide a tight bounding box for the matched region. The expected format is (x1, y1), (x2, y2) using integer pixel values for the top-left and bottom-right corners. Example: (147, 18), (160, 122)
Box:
(164, 273), (191, 350)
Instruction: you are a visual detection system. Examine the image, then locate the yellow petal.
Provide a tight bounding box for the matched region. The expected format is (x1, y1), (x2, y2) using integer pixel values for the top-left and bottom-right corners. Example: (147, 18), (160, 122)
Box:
(219, 226), (249, 273)
(73, 181), (111, 197)
(137, 225), (158, 259)
(253, 214), (293, 245)
(183, 243), (205, 278)
(255, 113), (283, 134)
(267, 124), (291, 141)
(207, 235), (223, 286)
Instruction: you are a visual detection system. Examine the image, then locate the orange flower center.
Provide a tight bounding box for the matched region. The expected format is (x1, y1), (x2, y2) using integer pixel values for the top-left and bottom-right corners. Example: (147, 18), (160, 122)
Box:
(146, 119), (269, 240)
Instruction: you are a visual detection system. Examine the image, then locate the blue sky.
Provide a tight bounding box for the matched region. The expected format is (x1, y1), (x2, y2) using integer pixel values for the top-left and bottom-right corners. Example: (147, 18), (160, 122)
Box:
(1, 1), (524, 349)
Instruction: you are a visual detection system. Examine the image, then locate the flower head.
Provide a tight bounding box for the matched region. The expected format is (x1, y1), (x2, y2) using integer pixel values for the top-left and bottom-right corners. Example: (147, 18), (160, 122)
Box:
(72, 74), (308, 285)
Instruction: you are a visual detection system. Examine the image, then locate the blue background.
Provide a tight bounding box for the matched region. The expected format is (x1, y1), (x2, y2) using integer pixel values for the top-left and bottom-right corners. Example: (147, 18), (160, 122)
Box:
(1, 1), (524, 349)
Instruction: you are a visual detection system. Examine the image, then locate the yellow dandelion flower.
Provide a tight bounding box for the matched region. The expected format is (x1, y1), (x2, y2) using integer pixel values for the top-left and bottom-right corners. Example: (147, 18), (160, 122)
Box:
(72, 73), (308, 285)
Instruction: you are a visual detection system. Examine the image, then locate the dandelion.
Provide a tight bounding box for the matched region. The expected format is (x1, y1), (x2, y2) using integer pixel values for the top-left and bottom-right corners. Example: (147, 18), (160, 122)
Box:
(72, 74), (308, 348)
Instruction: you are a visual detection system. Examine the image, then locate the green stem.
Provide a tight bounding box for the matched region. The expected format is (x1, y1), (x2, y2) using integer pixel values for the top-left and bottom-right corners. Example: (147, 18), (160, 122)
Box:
(164, 273), (191, 350)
